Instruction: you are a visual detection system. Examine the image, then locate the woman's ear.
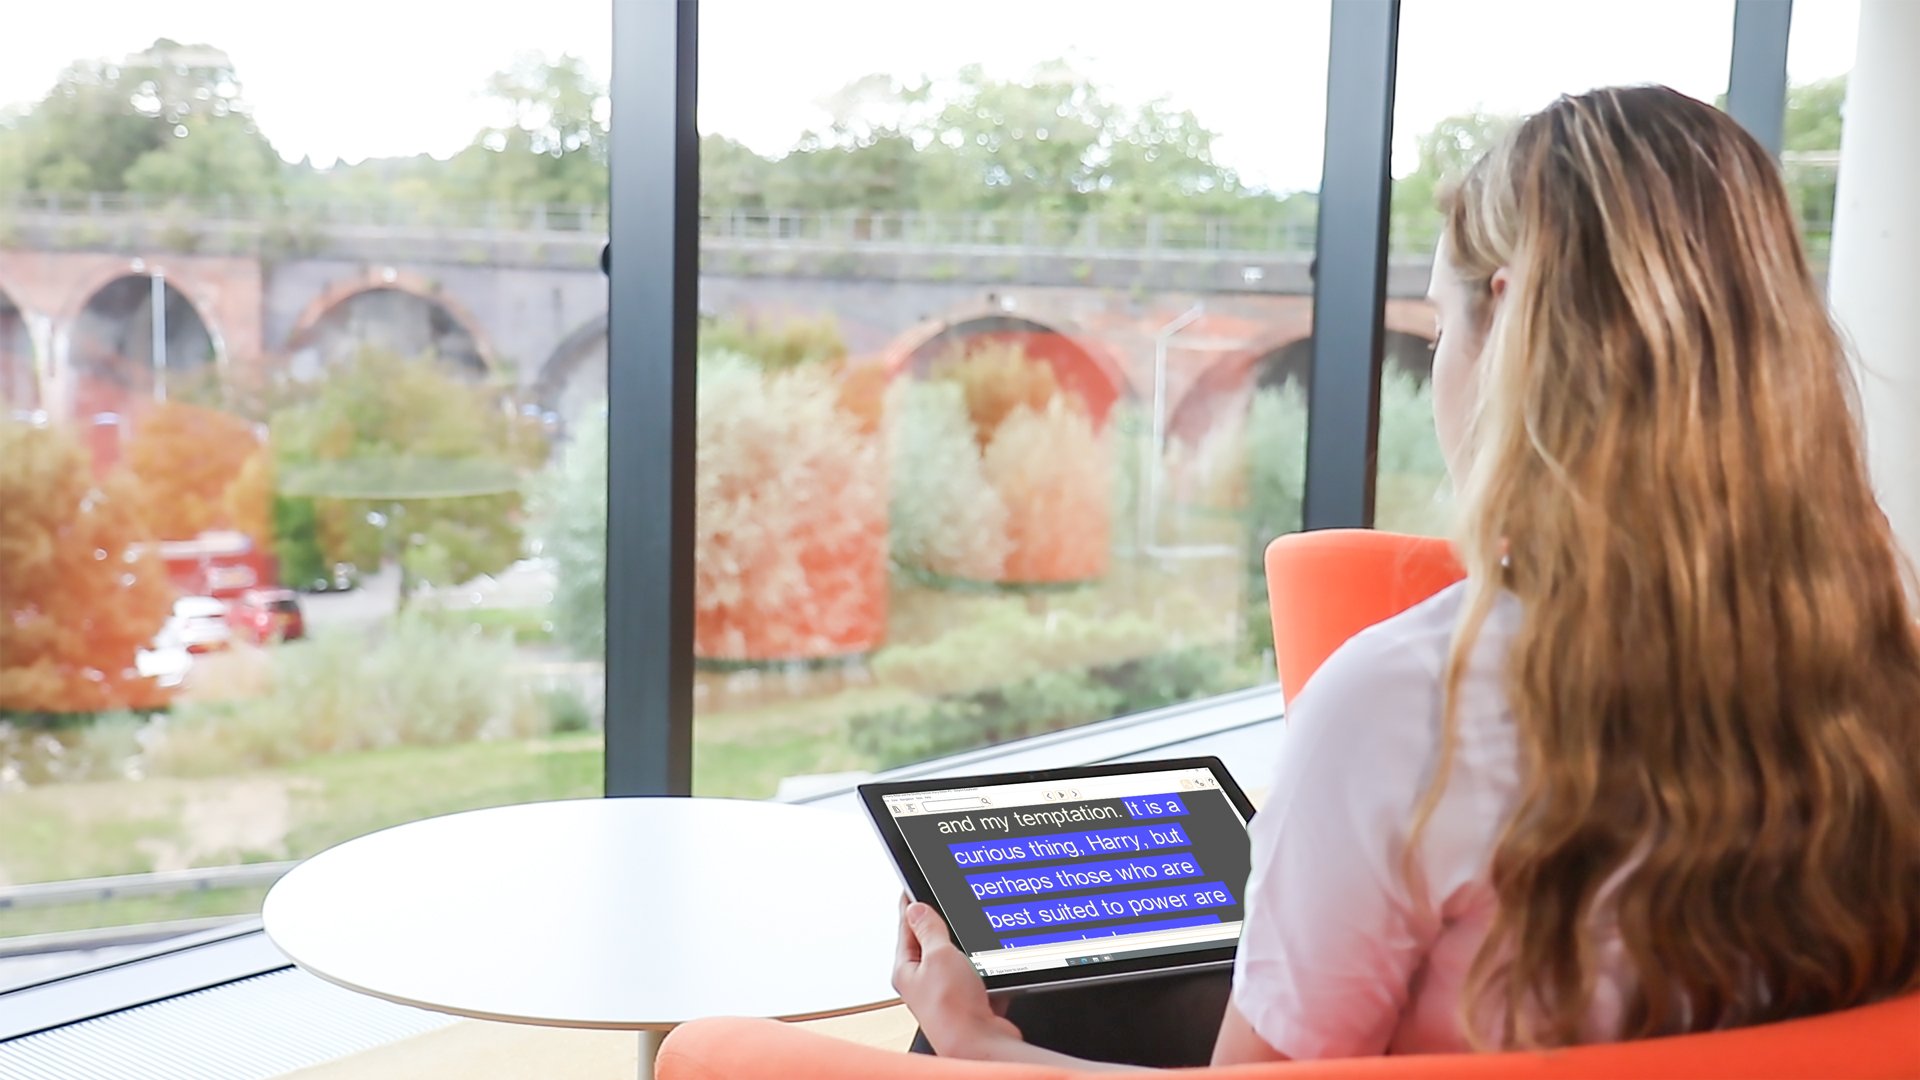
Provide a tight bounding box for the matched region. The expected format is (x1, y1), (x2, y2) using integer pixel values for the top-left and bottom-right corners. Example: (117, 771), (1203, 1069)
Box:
(1489, 266), (1512, 303)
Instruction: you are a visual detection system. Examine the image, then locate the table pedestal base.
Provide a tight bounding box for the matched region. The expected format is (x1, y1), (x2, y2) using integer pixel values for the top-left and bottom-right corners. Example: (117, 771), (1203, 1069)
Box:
(638, 1027), (667, 1079)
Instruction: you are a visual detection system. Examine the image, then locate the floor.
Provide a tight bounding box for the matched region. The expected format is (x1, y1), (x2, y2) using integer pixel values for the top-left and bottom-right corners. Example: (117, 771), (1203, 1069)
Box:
(281, 1007), (919, 1079)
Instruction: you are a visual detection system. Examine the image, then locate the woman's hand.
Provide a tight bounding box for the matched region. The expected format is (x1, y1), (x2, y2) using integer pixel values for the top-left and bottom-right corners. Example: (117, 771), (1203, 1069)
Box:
(892, 896), (1023, 1059)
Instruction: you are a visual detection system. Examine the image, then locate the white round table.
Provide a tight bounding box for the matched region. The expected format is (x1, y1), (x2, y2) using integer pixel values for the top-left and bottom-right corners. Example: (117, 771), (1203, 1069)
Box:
(263, 798), (903, 1076)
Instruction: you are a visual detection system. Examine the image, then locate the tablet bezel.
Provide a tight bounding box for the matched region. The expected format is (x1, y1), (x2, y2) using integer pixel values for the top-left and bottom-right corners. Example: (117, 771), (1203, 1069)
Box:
(858, 756), (1258, 994)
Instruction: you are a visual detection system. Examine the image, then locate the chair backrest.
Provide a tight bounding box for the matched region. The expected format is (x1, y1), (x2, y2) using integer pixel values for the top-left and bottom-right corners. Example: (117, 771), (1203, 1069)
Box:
(1264, 529), (1465, 702)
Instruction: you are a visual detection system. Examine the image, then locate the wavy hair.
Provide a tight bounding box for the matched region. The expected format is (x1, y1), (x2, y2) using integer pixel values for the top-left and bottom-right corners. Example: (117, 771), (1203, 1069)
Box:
(1425, 85), (1920, 1048)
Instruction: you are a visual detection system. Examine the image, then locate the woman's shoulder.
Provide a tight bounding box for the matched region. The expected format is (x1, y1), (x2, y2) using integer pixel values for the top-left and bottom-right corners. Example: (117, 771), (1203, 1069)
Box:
(1287, 579), (1518, 752)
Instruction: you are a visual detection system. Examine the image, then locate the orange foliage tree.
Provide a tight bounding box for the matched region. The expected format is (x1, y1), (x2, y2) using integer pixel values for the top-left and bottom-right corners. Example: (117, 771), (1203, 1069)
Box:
(982, 397), (1111, 581)
(695, 352), (888, 662)
(932, 340), (1063, 448)
(123, 401), (264, 541)
(222, 444), (274, 546)
(0, 418), (173, 714)
(899, 341), (1112, 586)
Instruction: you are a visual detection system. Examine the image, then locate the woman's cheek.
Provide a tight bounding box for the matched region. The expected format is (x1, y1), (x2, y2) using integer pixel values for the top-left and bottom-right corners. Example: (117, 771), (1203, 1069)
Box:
(1432, 340), (1474, 477)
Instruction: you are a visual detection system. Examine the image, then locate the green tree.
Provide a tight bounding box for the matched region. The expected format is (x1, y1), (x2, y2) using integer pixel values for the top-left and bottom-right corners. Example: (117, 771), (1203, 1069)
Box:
(1781, 76), (1845, 250)
(0, 39), (282, 199)
(1784, 76), (1846, 152)
(269, 348), (548, 611)
(712, 60), (1296, 225)
(446, 53), (608, 207)
(701, 134), (776, 213)
(1390, 111), (1516, 250)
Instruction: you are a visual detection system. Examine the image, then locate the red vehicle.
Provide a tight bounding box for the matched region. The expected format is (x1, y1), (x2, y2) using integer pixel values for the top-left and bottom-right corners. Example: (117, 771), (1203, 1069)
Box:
(227, 588), (306, 645)
(148, 531), (278, 602)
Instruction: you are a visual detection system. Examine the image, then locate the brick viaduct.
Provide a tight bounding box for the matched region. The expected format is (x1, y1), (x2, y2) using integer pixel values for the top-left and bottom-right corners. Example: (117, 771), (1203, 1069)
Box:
(0, 216), (1439, 444)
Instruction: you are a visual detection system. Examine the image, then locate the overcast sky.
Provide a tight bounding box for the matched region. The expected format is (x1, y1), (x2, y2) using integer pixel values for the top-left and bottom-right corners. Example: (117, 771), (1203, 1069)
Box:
(0, 1), (1860, 192)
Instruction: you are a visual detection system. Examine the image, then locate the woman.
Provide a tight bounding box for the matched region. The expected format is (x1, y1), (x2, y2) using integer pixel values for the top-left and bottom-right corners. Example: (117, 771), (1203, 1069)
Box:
(892, 84), (1920, 1069)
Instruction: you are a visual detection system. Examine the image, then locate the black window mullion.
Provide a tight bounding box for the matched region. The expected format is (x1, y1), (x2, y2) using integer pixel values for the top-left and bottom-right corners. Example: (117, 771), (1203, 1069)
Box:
(605, 0), (699, 796)
(1303, 0), (1401, 531)
(1727, 0), (1795, 159)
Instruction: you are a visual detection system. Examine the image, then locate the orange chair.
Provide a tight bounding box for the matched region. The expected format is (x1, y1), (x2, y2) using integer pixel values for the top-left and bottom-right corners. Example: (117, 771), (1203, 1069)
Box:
(657, 991), (1920, 1079)
(1264, 529), (1464, 702)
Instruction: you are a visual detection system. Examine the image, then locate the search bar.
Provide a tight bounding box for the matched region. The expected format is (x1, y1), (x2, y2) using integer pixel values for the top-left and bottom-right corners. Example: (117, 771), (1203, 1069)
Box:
(922, 796), (991, 813)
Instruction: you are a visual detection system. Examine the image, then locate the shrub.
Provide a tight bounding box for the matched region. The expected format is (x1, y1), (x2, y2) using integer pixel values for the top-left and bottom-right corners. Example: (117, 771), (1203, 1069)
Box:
(533, 407), (607, 660)
(540, 351), (889, 665)
(149, 617), (544, 775)
(1373, 369), (1452, 535)
(1107, 401), (1147, 554)
(870, 603), (1173, 698)
(540, 687), (597, 734)
(1243, 383), (1309, 654)
(1166, 390), (1254, 512)
(983, 399), (1112, 583)
(848, 645), (1247, 768)
(889, 381), (1011, 581)
(699, 314), (845, 371)
(894, 344), (1113, 586)
(0, 712), (151, 787)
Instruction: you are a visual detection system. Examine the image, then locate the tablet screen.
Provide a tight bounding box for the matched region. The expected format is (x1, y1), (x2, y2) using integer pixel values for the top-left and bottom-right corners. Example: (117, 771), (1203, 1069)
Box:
(877, 764), (1252, 978)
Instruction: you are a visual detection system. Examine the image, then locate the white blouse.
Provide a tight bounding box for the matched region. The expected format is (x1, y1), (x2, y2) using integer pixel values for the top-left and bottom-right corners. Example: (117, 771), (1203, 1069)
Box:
(1231, 582), (1631, 1057)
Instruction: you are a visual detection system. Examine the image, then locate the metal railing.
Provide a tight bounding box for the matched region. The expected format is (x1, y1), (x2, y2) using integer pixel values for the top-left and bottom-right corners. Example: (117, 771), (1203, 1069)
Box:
(0, 192), (1357, 260)
(0, 862), (296, 911)
(0, 171), (1840, 264)
(699, 208), (1336, 256)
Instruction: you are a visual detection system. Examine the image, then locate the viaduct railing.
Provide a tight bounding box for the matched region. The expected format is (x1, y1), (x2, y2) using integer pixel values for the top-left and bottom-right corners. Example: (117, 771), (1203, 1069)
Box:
(0, 163), (1836, 281)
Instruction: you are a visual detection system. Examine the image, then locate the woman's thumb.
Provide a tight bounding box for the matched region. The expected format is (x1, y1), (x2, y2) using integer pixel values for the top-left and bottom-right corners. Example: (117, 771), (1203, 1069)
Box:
(906, 902), (949, 949)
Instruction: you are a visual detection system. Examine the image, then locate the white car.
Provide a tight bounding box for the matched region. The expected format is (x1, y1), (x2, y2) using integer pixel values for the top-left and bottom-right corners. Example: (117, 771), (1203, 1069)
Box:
(135, 644), (192, 689)
(160, 596), (232, 655)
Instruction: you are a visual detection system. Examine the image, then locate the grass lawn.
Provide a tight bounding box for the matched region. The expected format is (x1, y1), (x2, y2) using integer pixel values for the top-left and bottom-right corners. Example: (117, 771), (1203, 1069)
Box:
(415, 606), (557, 646)
(0, 691), (906, 938)
(0, 553), (1259, 942)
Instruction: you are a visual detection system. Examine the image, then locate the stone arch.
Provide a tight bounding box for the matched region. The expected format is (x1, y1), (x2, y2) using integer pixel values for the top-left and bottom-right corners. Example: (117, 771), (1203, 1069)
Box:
(283, 269), (495, 380)
(64, 273), (221, 419)
(878, 305), (1132, 424)
(1167, 302), (1437, 446)
(533, 313), (609, 427)
(0, 283), (42, 412)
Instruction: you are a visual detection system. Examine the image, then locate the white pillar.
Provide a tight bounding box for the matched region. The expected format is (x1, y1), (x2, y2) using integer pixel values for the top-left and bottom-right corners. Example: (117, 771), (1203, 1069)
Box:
(1834, 0), (1920, 561)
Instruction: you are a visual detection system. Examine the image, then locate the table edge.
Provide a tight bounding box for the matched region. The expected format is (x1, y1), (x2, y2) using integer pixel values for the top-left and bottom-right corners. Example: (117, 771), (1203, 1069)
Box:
(268, 935), (903, 1031)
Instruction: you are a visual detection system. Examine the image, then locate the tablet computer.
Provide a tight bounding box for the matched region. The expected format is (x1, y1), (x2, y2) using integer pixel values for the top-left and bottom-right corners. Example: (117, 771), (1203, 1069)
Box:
(859, 757), (1257, 993)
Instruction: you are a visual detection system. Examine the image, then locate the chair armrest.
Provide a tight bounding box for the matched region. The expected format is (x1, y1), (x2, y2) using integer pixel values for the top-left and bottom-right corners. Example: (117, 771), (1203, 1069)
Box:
(657, 1017), (1078, 1080)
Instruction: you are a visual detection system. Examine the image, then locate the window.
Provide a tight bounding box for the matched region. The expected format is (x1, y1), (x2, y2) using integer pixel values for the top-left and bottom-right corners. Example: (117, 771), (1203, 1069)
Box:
(679, 1), (1332, 793)
(1377, 0), (1739, 535)
(0, 4), (611, 976)
(1783, 0), (1859, 266)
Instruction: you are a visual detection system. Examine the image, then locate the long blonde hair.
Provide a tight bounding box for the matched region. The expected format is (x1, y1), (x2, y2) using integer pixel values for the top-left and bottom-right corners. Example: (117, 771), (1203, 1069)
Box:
(1427, 85), (1920, 1048)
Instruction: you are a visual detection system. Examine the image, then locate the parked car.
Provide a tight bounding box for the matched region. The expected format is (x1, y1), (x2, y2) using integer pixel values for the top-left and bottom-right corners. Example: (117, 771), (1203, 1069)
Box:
(134, 643), (192, 689)
(303, 563), (360, 593)
(163, 595), (233, 654)
(227, 588), (306, 645)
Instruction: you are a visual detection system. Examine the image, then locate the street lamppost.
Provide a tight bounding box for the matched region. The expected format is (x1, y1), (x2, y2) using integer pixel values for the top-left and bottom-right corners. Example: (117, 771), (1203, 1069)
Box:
(150, 269), (168, 403)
